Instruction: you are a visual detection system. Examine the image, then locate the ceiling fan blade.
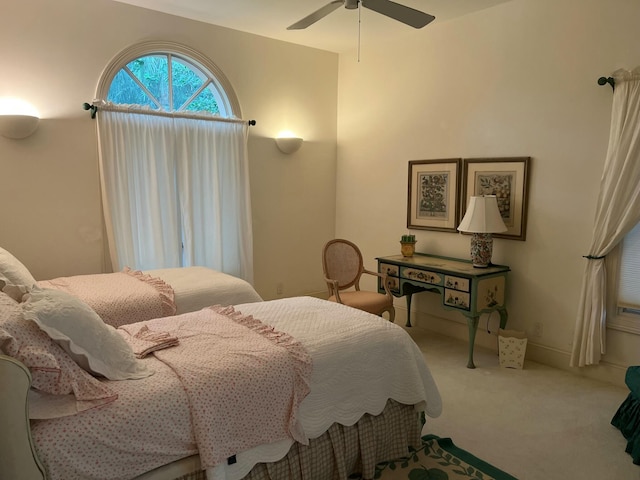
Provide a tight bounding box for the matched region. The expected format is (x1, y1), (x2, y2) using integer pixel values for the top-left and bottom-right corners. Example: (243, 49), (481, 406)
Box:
(361, 0), (435, 28)
(287, 0), (344, 30)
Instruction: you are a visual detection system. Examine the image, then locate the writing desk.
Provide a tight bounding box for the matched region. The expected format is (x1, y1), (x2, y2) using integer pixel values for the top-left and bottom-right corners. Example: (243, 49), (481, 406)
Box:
(376, 253), (510, 368)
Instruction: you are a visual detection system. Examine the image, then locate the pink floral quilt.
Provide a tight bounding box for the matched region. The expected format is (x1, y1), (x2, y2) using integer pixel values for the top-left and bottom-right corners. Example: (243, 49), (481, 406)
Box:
(37, 267), (176, 327)
(118, 305), (312, 469)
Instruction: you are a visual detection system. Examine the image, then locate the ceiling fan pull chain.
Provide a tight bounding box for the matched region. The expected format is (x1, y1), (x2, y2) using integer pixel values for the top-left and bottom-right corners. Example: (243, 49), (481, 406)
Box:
(357, 1), (361, 62)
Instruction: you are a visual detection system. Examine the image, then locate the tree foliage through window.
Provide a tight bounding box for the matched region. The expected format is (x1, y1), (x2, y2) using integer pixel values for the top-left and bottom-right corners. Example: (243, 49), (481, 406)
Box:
(107, 54), (222, 114)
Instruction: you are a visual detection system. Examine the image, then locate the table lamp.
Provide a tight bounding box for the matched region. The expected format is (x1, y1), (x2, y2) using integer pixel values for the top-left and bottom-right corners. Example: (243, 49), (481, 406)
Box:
(457, 195), (507, 268)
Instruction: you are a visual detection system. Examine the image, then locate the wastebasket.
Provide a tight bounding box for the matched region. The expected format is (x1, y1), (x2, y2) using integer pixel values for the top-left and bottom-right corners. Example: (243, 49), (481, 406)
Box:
(498, 329), (527, 369)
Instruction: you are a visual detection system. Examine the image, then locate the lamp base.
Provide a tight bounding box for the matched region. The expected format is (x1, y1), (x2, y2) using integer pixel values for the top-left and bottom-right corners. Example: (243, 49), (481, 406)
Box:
(470, 233), (493, 268)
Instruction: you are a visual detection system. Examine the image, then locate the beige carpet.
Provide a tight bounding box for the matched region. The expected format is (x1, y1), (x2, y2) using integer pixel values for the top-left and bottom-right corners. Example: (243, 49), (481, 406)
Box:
(403, 327), (639, 480)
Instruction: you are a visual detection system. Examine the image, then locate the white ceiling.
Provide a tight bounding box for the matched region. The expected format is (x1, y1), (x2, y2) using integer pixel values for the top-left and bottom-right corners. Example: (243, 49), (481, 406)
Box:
(110, 0), (513, 53)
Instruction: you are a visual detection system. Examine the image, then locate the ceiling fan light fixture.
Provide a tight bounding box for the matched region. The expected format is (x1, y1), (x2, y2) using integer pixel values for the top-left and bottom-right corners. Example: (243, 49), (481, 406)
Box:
(287, 0), (435, 31)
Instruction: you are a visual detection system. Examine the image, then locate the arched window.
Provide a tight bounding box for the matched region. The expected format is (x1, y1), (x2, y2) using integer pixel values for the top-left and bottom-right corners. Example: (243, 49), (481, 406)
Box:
(95, 42), (253, 282)
(107, 53), (228, 116)
(96, 41), (242, 118)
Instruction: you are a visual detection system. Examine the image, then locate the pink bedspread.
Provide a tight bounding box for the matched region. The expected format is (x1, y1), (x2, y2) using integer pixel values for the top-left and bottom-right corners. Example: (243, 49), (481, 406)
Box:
(118, 305), (312, 469)
(37, 268), (176, 327)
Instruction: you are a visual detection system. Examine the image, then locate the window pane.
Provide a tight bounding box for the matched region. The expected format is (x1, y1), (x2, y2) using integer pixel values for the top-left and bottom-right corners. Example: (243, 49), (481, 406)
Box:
(185, 87), (220, 114)
(172, 58), (206, 111)
(107, 69), (159, 109)
(619, 222), (640, 309)
(127, 55), (170, 110)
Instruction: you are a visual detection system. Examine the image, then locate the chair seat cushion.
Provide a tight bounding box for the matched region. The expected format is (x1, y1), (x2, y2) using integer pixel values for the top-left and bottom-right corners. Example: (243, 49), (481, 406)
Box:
(328, 291), (391, 316)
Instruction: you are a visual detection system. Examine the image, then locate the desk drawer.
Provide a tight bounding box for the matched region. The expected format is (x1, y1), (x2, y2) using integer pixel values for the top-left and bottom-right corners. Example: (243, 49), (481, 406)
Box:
(380, 263), (399, 277)
(403, 268), (442, 286)
(386, 276), (400, 293)
(444, 275), (469, 292)
(379, 263), (400, 293)
(444, 289), (470, 310)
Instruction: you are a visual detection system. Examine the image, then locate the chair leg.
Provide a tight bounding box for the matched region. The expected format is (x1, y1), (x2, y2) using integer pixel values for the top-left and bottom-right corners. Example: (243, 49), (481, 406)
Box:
(381, 306), (395, 323)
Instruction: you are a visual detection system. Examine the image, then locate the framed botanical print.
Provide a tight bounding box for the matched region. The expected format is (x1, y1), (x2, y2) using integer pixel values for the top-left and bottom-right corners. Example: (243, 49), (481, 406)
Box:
(461, 157), (531, 240)
(407, 159), (461, 232)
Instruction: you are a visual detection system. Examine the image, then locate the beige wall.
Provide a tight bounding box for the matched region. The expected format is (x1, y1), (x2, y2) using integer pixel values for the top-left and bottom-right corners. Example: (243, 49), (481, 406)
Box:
(0, 0), (338, 300)
(3, 0), (639, 386)
(336, 0), (640, 385)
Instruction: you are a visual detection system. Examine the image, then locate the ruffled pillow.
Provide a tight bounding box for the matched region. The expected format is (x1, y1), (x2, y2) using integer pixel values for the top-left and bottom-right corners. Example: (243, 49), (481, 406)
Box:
(22, 287), (154, 381)
(0, 292), (117, 412)
(0, 275), (29, 302)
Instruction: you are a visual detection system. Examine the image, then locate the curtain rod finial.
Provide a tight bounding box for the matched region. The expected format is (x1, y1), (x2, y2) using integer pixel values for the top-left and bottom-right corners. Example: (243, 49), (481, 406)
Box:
(82, 102), (98, 119)
(598, 76), (615, 90)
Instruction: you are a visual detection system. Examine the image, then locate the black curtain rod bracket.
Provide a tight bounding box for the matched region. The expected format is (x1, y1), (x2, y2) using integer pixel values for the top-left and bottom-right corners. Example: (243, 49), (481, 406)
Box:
(83, 102), (98, 119)
(597, 76), (615, 91)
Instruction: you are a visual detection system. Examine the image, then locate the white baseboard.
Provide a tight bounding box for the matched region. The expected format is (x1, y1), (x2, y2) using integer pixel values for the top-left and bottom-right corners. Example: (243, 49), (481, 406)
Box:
(525, 341), (627, 388)
(399, 306), (627, 389)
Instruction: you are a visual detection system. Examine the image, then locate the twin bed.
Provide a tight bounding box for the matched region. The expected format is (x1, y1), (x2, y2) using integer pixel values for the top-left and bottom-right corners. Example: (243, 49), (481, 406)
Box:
(0, 247), (442, 480)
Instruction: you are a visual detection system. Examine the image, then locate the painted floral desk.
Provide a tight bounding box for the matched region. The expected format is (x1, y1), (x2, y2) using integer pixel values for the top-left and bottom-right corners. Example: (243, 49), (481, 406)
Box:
(377, 253), (510, 368)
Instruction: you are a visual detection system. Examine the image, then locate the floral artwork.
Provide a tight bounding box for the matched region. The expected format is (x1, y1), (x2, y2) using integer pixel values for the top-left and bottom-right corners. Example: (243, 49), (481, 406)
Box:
(477, 277), (505, 310)
(407, 159), (461, 232)
(462, 157), (530, 240)
(474, 171), (516, 227)
(418, 172), (449, 219)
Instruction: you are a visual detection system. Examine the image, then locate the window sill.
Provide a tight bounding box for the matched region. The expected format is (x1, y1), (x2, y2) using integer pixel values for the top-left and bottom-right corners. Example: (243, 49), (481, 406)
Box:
(608, 313), (640, 335)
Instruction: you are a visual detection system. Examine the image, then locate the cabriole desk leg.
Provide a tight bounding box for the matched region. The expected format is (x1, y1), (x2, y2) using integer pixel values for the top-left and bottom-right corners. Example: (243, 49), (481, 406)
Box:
(465, 315), (480, 369)
(405, 293), (413, 327)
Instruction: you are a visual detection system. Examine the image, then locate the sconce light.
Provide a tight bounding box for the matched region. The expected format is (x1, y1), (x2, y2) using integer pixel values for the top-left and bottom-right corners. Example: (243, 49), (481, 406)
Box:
(457, 195), (507, 268)
(275, 130), (303, 154)
(0, 98), (40, 139)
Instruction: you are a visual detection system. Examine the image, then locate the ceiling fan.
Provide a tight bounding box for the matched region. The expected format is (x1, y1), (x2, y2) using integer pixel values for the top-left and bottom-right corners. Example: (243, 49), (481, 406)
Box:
(287, 0), (435, 30)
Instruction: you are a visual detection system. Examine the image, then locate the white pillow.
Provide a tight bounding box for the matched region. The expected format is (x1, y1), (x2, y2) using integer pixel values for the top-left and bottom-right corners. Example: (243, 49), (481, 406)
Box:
(0, 246), (37, 287)
(22, 287), (153, 381)
(0, 275), (29, 302)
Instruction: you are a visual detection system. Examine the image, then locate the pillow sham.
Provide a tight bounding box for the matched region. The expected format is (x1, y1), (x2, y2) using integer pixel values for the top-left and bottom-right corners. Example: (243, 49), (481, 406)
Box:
(0, 292), (117, 408)
(0, 246), (37, 287)
(0, 275), (29, 302)
(22, 287), (153, 381)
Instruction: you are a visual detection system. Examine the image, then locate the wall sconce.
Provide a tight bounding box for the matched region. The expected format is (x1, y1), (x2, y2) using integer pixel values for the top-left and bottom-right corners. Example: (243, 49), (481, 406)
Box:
(0, 98), (40, 139)
(457, 195), (507, 268)
(275, 131), (303, 154)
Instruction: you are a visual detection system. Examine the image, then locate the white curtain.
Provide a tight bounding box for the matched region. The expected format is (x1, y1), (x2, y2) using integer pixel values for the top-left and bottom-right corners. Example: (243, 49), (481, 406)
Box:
(570, 67), (640, 367)
(97, 109), (254, 283)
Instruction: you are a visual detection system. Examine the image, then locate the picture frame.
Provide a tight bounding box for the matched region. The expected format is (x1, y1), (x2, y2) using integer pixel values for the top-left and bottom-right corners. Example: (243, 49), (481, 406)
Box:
(407, 159), (461, 232)
(461, 157), (531, 241)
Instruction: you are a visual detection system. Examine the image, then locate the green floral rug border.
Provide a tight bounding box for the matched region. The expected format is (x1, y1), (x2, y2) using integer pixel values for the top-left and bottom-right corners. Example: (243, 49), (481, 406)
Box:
(373, 434), (518, 480)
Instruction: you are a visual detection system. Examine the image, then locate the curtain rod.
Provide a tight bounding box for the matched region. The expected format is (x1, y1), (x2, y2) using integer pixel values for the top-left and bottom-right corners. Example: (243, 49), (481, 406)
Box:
(597, 76), (615, 91)
(82, 102), (256, 125)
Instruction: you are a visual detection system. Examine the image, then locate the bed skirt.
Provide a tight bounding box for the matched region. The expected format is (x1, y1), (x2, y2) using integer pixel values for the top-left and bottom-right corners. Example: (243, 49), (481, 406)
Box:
(612, 366), (640, 465)
(167, 399), (421, 480)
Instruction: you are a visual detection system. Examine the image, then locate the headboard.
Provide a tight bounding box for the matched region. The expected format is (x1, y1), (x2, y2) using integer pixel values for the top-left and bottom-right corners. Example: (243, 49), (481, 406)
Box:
(0, 354), (46, 480)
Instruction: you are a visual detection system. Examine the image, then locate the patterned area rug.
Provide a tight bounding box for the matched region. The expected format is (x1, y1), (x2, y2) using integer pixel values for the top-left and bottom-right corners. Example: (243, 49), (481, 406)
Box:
(374, 435), (518, 480)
